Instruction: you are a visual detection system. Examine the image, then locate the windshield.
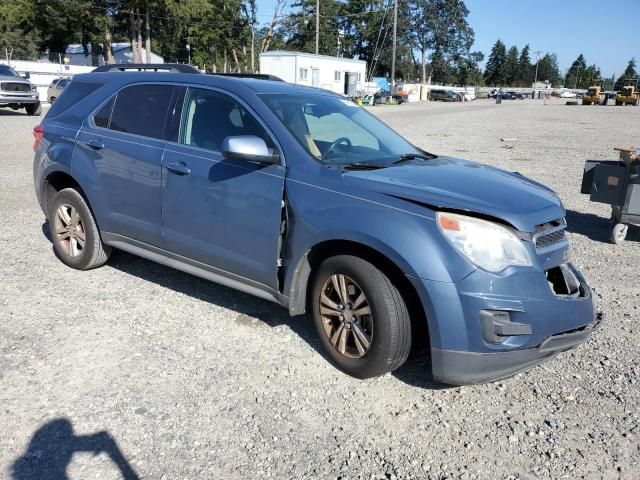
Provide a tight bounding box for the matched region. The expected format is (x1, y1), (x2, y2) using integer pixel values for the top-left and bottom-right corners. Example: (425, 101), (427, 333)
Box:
(0, 65), (20, 78)
(260, 93), (420, 165)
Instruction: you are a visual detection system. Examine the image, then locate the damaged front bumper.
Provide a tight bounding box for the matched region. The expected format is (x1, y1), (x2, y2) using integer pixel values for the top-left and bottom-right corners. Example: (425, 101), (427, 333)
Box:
(409, 262), (602, 385)
(431, 311), (604, 385)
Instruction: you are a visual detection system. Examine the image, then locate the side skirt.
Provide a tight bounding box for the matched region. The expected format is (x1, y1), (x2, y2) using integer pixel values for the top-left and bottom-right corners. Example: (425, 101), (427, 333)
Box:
(102, 232), (289, 308)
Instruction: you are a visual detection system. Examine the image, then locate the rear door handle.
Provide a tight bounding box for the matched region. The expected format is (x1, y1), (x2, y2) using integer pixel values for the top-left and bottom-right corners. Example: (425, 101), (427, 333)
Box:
(165, 161), (191, 175)
(86, 139), (104, 150)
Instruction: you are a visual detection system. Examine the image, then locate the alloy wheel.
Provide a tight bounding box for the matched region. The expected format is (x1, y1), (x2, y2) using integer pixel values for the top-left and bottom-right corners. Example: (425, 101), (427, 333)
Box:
(319, 274), (373, 359)
(54, 204), (86, 257)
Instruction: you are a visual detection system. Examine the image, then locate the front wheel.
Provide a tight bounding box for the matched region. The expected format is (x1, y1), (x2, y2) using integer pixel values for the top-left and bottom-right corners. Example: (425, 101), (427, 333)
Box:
(311, 255), (411, 379)
(25, 102), (42, 116)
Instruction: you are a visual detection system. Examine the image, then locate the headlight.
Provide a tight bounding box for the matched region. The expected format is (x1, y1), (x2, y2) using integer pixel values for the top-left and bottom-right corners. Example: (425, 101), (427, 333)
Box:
(436, 212), (532, 272)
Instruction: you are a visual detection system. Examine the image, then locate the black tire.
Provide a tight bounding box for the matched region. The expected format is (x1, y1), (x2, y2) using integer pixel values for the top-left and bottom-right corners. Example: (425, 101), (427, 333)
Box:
(311, 255), (411, 379)
(25, 102), (42, 116)
(48, 188), (111, 270)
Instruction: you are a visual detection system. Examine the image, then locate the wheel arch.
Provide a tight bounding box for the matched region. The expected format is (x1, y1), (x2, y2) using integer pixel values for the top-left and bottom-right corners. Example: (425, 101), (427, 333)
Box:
(42, 170), (102, 229)
(287, 239), (429, 352)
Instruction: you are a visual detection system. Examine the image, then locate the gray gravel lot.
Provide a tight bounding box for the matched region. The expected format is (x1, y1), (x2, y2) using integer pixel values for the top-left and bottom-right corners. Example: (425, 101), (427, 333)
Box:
(1, 99), (639, 479)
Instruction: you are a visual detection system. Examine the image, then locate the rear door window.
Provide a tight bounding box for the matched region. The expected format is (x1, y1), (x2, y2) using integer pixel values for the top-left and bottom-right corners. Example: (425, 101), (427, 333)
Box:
(109, 84), (174, 139)
(46, 81), (103, 119)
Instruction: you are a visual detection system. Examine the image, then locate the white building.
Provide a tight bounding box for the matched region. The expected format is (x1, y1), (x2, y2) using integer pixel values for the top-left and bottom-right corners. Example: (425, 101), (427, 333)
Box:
(65, 42), (164, 67)
(259, 51), (367, 96)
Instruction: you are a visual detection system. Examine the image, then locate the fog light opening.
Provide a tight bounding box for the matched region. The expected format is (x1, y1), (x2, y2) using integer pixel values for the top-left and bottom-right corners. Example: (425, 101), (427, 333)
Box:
(480, 310), (532, 345)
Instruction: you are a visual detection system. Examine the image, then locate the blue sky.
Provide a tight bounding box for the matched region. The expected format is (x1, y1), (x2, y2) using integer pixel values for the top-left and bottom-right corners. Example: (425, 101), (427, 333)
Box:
(254, 0), (639, 78)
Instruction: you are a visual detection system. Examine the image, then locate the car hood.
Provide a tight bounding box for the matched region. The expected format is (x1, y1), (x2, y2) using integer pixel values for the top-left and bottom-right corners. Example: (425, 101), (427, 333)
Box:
(341, 157), (564, 232)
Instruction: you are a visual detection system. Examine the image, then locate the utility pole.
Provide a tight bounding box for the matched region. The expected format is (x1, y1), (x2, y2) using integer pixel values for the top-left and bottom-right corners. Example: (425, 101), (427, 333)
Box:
(315, 0), (319, 55)
(533, 50), (541, 89)
(390, 0), (398, 89)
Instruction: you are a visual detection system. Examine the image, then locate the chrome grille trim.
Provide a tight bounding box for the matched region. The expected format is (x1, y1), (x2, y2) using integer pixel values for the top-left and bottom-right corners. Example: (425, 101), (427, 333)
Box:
(532, 218), (568, 252)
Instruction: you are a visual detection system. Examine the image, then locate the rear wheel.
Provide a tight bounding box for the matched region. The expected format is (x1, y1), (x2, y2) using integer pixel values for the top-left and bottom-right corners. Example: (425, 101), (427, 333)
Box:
(49, 188), (111, 270)
(311, 255), (411, 378)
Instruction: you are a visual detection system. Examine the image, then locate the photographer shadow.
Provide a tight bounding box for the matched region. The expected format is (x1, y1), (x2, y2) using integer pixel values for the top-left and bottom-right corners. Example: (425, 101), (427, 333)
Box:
(11, 418), (139, 480)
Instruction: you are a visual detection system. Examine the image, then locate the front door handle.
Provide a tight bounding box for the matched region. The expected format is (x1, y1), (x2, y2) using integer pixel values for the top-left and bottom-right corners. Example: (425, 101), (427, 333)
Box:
(165, 161), (191, 175)
(86, 139), (104, 150)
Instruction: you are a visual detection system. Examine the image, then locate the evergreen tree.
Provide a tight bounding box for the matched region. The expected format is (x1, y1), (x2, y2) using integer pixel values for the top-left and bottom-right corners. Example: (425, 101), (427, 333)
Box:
(536, 53), (561, 86)
(0, 0), (39, 60)
(581, 64), (601, 89)
(564, 54), (587, 88)
(484, 39), (506, 86)
(614, 58), (637, 91)
(504, 45), (519, 86)
(518, 44), (532, 86)
(280, 0), (342, 56)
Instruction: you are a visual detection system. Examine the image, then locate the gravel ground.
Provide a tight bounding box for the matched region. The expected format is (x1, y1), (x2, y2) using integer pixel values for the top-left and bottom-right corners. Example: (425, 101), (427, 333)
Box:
(1, 99), (639, 480)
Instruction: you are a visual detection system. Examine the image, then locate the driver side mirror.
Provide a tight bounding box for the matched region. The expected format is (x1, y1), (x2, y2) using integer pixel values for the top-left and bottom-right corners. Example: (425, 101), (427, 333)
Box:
(221, 135), (280, 165)
(21, 72), (30, 79)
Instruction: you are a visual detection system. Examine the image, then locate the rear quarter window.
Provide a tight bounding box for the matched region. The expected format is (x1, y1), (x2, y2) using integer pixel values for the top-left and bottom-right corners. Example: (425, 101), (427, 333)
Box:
(46, 81), (103, 119)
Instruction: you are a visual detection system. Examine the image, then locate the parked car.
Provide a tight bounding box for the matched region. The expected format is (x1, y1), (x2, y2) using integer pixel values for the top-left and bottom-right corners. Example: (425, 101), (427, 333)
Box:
(33, 64), (601, 385)
(0, 64), (41, 115)
(463, 92), (476, 101)
(47, 77), (72, 103)
(559, 91), (577, 99)
(429, 89), (460, 102)
(506, 91), (525, 100)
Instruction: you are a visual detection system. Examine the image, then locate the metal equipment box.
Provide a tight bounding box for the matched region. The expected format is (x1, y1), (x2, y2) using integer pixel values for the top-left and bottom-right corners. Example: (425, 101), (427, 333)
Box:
(580, 147), (640, 243)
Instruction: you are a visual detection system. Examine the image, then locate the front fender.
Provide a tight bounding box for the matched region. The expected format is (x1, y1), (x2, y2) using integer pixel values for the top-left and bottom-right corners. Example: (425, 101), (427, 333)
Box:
(283, 176), (476, 313)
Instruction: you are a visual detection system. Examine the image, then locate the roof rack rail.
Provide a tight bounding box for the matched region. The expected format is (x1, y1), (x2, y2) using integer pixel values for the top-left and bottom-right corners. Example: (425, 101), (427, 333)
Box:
(93, 63), (200, 74)
(209, 73), (284, 82)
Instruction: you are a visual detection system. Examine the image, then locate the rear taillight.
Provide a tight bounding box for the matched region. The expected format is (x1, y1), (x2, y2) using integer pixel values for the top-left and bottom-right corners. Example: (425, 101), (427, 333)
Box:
(33, 124), (44, 152)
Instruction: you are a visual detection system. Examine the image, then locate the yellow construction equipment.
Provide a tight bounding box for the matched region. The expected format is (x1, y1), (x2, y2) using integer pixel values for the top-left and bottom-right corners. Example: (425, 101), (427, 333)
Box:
(582, 82), (607, 105)
(615, 79), (639, 106)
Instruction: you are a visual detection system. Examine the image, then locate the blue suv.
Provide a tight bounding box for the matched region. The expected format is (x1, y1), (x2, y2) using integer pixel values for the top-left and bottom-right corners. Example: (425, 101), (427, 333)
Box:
(33, 64), (602, 384)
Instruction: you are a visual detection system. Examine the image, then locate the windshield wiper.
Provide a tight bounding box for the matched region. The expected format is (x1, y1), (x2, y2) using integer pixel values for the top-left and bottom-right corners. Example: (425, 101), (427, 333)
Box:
(392, 152), (437, 164)
(341, 162), (388, 171)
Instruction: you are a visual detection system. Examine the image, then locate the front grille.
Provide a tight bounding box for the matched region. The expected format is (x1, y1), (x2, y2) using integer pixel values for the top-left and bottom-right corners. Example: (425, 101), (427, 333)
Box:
(1, 82), (30, 92)
(535, 229), (567, 249)
(533, 217), (567, 250)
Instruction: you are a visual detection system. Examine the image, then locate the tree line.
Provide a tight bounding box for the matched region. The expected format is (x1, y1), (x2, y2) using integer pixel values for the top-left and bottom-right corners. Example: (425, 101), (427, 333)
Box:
(485, 39), (637, 90)
(1, 0), (636, 88)
(1, 0), (483, 83)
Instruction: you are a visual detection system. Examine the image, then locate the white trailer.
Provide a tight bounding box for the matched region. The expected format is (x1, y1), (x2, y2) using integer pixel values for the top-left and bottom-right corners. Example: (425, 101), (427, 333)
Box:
(259, 51), (367, 96)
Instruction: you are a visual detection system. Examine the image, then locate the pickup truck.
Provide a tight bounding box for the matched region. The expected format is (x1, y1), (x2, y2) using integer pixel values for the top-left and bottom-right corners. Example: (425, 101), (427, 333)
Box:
(0, 64), (42, 116)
